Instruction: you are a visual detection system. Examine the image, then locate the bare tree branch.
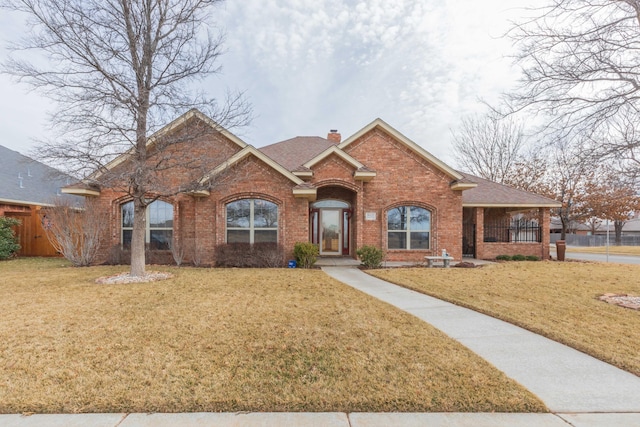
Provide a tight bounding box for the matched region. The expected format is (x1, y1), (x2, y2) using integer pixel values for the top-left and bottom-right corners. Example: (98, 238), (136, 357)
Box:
(506, 0), (640, 174)
(2, 0), (252, 276)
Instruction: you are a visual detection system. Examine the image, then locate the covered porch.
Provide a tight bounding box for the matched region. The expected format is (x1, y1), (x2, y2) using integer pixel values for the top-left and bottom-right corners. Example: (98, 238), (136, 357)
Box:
(463, 206), (551, 260)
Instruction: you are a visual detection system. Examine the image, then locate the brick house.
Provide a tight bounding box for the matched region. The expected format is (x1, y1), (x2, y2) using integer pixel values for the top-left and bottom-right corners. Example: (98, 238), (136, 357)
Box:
(63, 110), (560, 264)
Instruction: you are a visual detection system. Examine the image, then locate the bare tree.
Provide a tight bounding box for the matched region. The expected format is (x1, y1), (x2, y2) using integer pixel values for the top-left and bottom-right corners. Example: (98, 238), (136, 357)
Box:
(41, 198), (108, 266)
(2, 0), (251, 277)
(583, 168), (640, 245)
(452, 112), (527, 183)
(508, 0), (640, 175)
(544, 140), (595, 240)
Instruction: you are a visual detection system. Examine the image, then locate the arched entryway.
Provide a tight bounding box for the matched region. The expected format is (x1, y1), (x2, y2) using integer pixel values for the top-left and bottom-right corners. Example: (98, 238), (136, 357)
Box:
(310, 200), (352, 255)
(310, 185), (356, 256)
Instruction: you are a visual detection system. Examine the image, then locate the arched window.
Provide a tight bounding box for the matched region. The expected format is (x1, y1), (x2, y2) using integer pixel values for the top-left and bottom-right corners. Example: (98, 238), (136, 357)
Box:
(226, 199), (278, 243)
(387, 206), (430, 250)
(121, 200), (174, 250)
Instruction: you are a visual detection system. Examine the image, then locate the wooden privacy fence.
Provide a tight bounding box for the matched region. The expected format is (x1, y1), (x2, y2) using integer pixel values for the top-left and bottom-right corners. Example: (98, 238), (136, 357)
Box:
(5, 206), (61, 257)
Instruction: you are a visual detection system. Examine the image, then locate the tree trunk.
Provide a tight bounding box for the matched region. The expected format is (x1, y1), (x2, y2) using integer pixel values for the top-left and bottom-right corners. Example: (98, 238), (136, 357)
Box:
(560, 216), (568, 240)
(614, 220), (624, 246)
(130, 197), (147, 277)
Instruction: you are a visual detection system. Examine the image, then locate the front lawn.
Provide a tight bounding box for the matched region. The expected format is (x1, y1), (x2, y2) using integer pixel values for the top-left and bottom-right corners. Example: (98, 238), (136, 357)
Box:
(0, 258), (545, 413)
(369, 261), (640, 376)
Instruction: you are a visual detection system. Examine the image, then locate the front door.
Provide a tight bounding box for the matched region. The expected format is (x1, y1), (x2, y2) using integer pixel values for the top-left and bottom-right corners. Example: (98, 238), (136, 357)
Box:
(310, 200), (351, 256)
(320, 209), (341, 255)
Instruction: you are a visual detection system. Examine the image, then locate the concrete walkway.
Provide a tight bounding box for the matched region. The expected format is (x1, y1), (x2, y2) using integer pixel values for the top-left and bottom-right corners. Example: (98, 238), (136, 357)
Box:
(3, 411), (640, 426)
(4, 266), (640, 426)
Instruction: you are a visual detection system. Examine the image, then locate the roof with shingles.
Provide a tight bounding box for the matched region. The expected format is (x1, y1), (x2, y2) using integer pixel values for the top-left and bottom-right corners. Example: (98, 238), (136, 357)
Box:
(0, 145), (81, 206)
(259, 136), (338, 170)
(260, 135), (559, 208)
(460, 172), (561, 207)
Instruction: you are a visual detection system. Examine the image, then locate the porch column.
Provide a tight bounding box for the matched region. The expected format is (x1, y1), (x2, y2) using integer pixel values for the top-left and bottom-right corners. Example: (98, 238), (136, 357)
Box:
(539, 207), (551, 260)
(356, 182), (364, 258)
(475, 208), (485, 259)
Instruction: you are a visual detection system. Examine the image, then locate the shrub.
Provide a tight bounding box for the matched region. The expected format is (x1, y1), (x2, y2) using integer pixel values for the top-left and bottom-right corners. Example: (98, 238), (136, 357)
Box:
(525, 255), (540, 261)
(41, 198), (108, 266)
(511, 254), (527, 261)
(215, 243), (284, 268)
(0, 217), (21, 260)
(357, 245), (384, 269)
(495, 254), (511, 261)
(293, 242), (319, 269)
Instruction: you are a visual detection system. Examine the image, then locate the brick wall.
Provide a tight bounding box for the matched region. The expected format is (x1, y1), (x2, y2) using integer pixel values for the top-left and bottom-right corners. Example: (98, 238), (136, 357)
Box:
(89, 119), (551, 266)
(340, 128), (464, 262)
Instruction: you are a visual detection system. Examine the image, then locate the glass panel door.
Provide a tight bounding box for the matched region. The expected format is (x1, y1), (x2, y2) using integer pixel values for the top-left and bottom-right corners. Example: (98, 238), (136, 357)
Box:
(321, 209), (341, 254)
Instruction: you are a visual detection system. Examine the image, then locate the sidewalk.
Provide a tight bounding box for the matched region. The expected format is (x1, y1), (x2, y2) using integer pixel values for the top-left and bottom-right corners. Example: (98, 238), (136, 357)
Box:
(3, 411), (640, 427)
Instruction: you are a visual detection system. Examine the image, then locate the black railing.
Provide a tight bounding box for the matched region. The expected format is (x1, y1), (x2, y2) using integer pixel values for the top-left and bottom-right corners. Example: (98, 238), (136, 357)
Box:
(484, 224), (542, 243)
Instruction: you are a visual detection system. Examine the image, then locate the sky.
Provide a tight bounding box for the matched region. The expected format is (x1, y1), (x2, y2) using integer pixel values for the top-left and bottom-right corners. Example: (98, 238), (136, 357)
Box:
(0, 0), (529, 165)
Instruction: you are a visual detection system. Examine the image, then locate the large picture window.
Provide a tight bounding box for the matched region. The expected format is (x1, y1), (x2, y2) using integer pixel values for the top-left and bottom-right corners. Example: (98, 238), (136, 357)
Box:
(387, 205), (431, 250)
(121, 200), (174, 250)
(226, 199), (278, 243)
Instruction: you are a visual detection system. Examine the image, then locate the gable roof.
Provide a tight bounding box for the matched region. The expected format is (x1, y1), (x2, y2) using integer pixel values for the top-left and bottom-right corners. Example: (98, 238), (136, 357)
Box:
(460, 172), (561, 208)
(339, 118), (464, 181)
(96, 109), (247, 179)
(0, 145), (81, 206)
(199, 145), (304, 187)
(259, 136), (338, 170)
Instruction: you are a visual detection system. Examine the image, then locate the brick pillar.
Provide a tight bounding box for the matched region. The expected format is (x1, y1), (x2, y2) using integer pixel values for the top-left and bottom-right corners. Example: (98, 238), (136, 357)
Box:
(356, 182), (364, 258)
(475, 208), (484, 259)
(539, 207), (551, 260)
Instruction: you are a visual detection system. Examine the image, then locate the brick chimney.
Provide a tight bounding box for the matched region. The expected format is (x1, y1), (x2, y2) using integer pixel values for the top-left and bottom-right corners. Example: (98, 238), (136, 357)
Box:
(327, 129), (341, 143)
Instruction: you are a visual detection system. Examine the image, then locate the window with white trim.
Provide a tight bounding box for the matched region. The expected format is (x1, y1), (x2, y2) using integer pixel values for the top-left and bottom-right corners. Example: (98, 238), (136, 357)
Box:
(226, 199), (278, 243)
(121, 200), (174, 250)
(387, 205), (430, 250)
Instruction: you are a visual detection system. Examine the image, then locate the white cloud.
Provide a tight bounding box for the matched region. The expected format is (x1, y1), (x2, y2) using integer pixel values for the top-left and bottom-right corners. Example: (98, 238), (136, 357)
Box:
(0, 0), (532, 164)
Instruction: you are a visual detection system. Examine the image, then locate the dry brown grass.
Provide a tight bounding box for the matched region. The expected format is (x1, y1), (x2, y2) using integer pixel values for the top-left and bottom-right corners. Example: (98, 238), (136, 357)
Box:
(0, 258), (545, 414)
(565, 245), (640, 256)
(369, 261), (640, 376)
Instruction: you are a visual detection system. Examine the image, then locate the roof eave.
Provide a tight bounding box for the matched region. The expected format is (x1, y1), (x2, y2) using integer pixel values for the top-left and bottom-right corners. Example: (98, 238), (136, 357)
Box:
(354, 171), (377, 182)
(61, 187), (101, 197)
(450, 182), (478, 191)
(292, 188), (317, 201)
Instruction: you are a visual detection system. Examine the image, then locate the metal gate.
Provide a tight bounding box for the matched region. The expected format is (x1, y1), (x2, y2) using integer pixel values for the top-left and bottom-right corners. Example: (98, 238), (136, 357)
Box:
(462, 223), (476, 258)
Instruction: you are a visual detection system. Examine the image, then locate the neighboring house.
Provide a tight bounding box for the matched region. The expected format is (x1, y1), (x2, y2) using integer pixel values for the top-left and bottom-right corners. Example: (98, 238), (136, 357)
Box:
(63, 110), (560, 263)
(0, 145), (80, 256)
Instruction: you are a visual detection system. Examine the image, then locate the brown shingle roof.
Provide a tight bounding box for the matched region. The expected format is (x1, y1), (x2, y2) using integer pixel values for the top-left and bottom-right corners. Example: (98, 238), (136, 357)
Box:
(259, 136), (338, 170)
(460, 172), (561, 207)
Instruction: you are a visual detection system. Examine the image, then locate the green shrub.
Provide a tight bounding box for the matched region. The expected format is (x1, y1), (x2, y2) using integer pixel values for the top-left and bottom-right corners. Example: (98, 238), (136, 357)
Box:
(525, 255), (540, 261)
(357, 245), (384, 269)
(511, 254), (527, 261)
(0, 217), (21, 260)
(495, 254), (511, 261)
(293, 242), (319, 268)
